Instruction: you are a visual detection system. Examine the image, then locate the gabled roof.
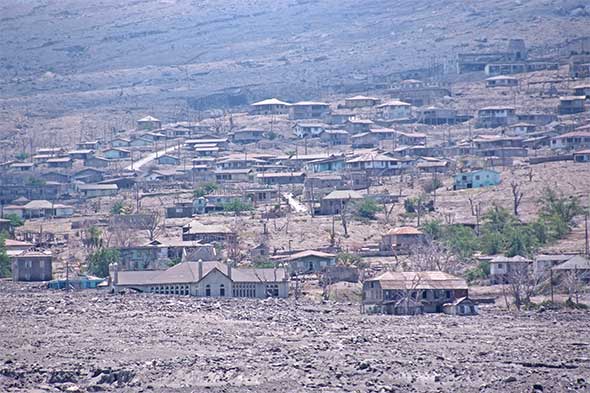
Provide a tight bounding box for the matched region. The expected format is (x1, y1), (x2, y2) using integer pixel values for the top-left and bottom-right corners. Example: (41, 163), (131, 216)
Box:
(291, 101), (329, 106)
(486, 75), (518, 81)
(378, 100), (411, 107)
(490, 255), (532, 264)
(555, 131), (590, 138)
(368, 271), (467, 290)
(23, 200), (53, 210)
(387, 226), (423, 235)
(282, 250), (336, 261)
(116, 261), (287, 285)
(138, 115), (160, 122)
(346, 95), (379, 101)
(78, 184), (118, 191)
(183, 221), (233, 234)
(552, 255), (590, 271)
(346, 153), (398, 163)
(322, 190), (364, 200)
(252, 98), (291, 106)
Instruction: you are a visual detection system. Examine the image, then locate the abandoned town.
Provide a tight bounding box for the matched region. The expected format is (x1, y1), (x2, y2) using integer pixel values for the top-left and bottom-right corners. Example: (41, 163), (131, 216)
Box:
(1, 0), (590, 392)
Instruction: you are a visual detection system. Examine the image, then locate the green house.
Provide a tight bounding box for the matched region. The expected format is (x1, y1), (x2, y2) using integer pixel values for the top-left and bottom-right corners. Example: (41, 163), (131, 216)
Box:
(454, 169), (500, 190)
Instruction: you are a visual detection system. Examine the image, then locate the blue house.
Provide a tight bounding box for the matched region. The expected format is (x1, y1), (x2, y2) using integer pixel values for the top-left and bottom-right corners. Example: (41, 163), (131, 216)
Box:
(454, 169), (500, 190)
(156, 154), (181, 166)
(306, 155), (346, 173)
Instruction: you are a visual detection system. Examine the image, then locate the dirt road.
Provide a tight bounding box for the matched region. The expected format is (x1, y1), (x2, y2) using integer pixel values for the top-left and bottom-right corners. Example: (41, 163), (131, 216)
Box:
(125, 144), (184, 172)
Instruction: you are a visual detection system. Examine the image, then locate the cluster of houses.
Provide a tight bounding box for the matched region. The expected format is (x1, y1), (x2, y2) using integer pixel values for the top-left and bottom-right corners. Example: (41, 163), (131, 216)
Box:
(2, 37), (590, 316)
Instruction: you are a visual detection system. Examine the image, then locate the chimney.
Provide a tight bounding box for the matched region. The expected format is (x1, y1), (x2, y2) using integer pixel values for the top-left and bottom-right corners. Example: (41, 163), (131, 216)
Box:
(109, 263), (119, 292)
(227, 259), (232, 281)
(197, 259), (203, 280)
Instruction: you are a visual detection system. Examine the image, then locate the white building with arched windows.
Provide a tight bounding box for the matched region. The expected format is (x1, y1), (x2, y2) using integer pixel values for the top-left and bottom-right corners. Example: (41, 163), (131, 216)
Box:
(109, 261), (288, 298)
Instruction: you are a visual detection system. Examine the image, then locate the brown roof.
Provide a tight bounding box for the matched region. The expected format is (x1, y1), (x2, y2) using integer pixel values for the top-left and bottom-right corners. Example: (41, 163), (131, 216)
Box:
(368, 271), (467, 290)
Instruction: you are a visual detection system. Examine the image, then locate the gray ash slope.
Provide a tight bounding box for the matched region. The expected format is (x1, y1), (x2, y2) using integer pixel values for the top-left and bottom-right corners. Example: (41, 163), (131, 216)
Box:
(0, 0), (589, 116)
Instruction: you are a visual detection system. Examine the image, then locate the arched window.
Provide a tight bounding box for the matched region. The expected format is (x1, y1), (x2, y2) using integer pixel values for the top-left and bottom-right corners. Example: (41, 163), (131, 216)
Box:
(220, 284), (225, 297)
(205, 284), (211, 297)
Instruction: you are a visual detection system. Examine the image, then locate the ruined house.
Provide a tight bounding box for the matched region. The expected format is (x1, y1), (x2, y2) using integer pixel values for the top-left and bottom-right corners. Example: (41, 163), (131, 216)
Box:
(362, 271), (469, 315)
(558, 96), (586, 115)
(11, 251), (53, 282)
(380, 227), (425, 253)
(182, 221), (237, 244)
(377, 100), (412, 120)
(344, 95), (380, 108)
(319, 189), (364, 215)
(137, 115), (162, 130)
(476, 106), (517, 128)
(288, 101), (330, 120)
(274, 250), (337, 275)
(485, 75), (518, 88)
(489, 255), (533, 284)
(551, 131), (590, 150)
(320, 129), (350, 146)
(231, 128), (266, 144)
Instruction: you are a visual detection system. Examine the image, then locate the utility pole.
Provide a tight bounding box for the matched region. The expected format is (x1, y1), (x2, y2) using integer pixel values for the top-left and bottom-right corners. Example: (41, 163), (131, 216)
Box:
(550, 269), (554, 303)
(585, 212), (589, 256)
(65, 256), (70, 292)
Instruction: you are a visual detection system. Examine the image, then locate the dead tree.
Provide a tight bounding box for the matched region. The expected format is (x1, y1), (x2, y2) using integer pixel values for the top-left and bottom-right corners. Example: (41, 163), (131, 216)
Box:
(339, 199), (351, 237)
(506, 262), (539, 311)
(144, 210), (164, 242)
(468, 197), (482, 236)
(510, 180), (524, 216)
(408, 240), (458, 274)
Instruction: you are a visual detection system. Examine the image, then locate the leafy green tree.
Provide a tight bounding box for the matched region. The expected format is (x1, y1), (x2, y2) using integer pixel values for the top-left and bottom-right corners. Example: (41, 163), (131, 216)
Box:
(539, 188), (582, 225)
(354, 199), (381, 220)
(482, 206), (518, 234)
(111, 201), (126, 215)
(537, 188), (582, 241)
(465, 260), (490, 283)
(421, 220), (443, 240)
(480, 230), (505, 255)
(504, 225), (538, 257)
(442, 225), (479, 260)
(87, 248), (120, 277)
(87, 226), (102, 248)
(222, 199), (253, 215)
(193, 182), (219, 198)
(5, 214), (24, 227)
(15, 152), (28, 161)
(0, 233), (11, 278)
(337, 252), (367, 268)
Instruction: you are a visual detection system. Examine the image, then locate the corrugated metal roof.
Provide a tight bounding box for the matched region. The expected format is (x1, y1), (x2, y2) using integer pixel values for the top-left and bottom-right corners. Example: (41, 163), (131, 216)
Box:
(368, 271), (467, 290)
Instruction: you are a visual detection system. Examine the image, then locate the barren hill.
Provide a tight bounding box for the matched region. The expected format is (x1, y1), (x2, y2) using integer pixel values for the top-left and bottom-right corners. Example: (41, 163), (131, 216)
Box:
(0, 0), (589, 120)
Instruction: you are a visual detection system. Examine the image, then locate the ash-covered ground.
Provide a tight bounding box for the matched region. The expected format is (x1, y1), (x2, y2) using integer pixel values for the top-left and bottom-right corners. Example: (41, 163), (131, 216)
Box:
(1, 283), (589, 393)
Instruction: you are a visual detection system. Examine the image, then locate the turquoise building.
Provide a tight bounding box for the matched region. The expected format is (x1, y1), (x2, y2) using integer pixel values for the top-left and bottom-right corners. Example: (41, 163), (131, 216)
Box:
(454, 169), (501, 190)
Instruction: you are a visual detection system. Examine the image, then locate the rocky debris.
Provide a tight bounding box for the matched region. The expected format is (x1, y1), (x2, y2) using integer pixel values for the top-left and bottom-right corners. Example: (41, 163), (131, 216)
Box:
(0, 282), (588, 392)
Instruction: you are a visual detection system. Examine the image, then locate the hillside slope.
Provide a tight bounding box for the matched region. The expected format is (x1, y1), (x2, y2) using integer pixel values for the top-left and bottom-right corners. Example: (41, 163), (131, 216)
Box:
(0, 0), (589, 118)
